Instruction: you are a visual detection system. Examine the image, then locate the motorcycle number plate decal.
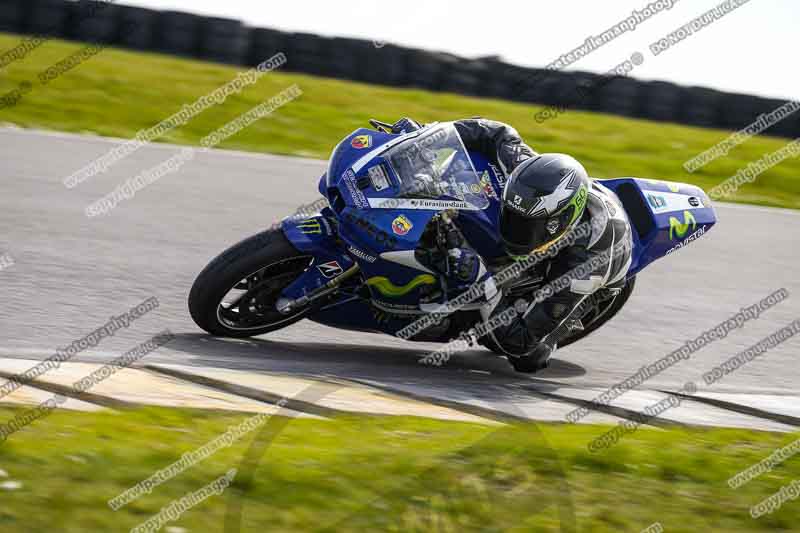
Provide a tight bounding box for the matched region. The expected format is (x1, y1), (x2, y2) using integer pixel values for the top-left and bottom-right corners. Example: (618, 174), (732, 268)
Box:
(318, 261), (344, 279)
(368, 164), (390, 192)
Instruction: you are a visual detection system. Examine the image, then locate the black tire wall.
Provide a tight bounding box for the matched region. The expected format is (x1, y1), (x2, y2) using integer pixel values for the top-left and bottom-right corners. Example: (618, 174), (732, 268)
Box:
(0, 0), (795, 138)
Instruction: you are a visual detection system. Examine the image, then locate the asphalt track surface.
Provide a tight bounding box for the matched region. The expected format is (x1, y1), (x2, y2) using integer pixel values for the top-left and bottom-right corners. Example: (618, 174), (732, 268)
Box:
(1, 127), (798, 425)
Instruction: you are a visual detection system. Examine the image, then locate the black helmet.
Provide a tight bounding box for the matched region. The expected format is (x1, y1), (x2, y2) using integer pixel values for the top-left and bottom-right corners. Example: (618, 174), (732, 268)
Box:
(499, 154), (590, 256)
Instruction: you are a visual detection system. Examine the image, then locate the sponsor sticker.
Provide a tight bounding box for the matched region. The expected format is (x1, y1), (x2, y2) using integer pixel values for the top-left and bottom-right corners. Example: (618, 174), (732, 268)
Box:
(351, 135), (372, 149)
(507, 194), (529, 214)
(317, 261), (344, 279)
(489, 163), (507, 188)
(669, 210), (697, 241)
(348, 246), (377, 263)
(392, 215), (413, 236)
(367, 198), (480, 211)
(666, 225), (706, 255)
(480, 171), (498, 199)
(647, 191), (704, 215)
(297, 219), (323, 235)
(343, 169), (369, 209)
(367, 164), (390, 192)
(647, 194), (667, 210)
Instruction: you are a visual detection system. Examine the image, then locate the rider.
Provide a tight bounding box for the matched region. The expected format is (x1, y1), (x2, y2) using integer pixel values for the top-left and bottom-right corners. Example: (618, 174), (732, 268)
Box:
(392, 117), (633, 373)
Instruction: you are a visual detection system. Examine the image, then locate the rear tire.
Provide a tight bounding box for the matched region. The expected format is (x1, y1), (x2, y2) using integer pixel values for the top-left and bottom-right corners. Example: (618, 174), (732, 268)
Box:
(557, 276), (636, 349)
(480, 277), (636, 358)
(188, 229), (313, 338)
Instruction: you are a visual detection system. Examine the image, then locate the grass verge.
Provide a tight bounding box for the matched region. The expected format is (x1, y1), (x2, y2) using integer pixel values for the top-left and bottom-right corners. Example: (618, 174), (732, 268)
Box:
(0, 33), (798, 209)
(0, 405), (797, 532)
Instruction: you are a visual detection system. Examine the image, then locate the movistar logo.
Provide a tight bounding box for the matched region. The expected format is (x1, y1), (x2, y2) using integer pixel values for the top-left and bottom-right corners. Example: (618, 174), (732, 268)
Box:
(669, 211), (696, 241)
(366, 274), (436, 297)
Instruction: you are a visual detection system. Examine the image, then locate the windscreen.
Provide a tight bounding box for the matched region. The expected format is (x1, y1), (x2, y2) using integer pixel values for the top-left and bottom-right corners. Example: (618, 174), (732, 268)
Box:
(382, 123), (489, 210)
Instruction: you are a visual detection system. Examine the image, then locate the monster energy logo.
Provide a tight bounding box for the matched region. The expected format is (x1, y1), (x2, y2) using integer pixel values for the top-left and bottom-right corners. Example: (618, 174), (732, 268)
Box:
(669, 211), (696, 241)
(297, 219), (322, 235)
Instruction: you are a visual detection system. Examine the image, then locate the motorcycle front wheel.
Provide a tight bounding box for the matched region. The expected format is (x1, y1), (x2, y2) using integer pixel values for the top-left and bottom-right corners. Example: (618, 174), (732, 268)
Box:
(188, 229), (313, 338)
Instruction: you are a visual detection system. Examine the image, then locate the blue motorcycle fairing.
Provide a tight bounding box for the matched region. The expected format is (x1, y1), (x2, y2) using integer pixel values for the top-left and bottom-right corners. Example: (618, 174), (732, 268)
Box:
(279, 211), (396, 334)
(336, 206), (441, 308)
(275, 123), (717, 339)
(318, 147), (507, 259)
(598, 178), (717, 276)
(448, 152), (507, 260)
(327, 129), (399, 185)
(279, 214), (356, 302)
(316, 125), (504, 311)
(330, 150), (508, 309)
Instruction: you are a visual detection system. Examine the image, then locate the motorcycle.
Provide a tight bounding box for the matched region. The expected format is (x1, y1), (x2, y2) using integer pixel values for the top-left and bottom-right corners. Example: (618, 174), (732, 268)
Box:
(189, 120), (717, 371)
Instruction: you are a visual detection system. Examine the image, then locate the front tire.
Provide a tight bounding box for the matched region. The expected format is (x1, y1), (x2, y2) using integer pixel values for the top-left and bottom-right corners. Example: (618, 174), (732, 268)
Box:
(188, 229), (313, 338)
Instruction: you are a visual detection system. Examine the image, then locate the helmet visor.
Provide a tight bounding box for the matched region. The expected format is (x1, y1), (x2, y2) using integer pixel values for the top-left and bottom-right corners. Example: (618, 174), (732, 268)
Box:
(500, 205), (576, 255)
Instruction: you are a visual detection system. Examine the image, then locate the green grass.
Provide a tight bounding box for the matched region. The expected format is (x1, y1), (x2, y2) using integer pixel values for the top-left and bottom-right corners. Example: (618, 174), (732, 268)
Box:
(0, 405), (798, 532)
(0, 33), (798, 209)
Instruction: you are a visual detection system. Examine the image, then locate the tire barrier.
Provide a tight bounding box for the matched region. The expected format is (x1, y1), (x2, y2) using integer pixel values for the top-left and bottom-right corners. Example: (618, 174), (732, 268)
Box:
(247, 27), (288, 68)
(761, 98), (797, 138)
(199, 17), (250, 66)
(406, 49), (447, 91)
(70, 0), (120, 44)
(597, 77), (641, 118)
(480, 59), (516, 100)
(286, 32), (330, 77)
(0, 0), (25, 34)
(155, 10), (201, 58)
(778, 112), (800, 140)
(512, 69), (567, 107)
(641, 81), (685, 123)
(562, 71), (605, 112)
(682, 87), (722, 128)
(25, 0), (70, 38)
(117, 5), (157, 50)
(0, 0), (796, 139)
(364, 44), (407, 86)
(326, 38), (363, 81)
(720, 93), (770, 131)
(439, 54), (478, 95)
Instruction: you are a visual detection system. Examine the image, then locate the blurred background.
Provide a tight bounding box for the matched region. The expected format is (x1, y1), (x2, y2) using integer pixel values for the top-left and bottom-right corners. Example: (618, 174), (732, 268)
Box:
(1, 0), (797, 136)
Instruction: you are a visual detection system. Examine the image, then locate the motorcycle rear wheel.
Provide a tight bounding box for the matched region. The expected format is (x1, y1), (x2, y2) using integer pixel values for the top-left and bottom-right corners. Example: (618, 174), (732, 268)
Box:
(481, 277), (636, 360)
(557, 276), (636, 349)
(188, 229), (313, 338)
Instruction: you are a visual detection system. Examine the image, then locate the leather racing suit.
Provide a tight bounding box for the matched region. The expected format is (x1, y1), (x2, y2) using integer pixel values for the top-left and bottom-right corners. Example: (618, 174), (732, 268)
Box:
(431, 119), (634, 360)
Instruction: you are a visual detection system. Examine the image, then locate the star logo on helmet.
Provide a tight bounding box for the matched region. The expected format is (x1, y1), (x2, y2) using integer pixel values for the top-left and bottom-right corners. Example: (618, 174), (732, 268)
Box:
(528, 170), (578, 217)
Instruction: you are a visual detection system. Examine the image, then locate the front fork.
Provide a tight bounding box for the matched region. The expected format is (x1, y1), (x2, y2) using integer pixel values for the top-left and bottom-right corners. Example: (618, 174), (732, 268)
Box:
(278, 211), (360, 315)
(276, 264), (360, 315)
